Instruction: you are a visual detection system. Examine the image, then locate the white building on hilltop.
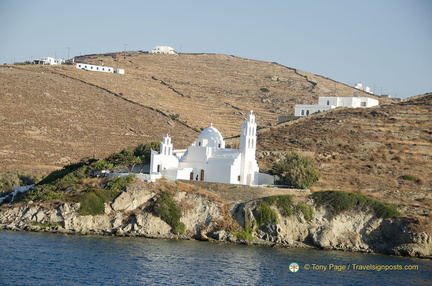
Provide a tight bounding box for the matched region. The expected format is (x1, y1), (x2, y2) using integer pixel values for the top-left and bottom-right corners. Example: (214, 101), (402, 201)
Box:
(294, 96), (379, 117)
(147, 111), (273, 185)
(151, 46), (177, 54)
(75, 63), (124, 74)
(32, 57), (64, 65)
(354, 83), (373, 94)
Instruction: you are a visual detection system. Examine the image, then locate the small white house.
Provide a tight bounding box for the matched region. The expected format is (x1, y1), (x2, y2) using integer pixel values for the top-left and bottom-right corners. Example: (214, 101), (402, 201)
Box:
(294, 96), (379, 117)
(76, 63), (113, 73)
(354, 83), (373, 94)
(32, 57), (64, 65)
(145, 111), (274, 186)
(75, 63), (125, 74)
(151, 46), (177, 54)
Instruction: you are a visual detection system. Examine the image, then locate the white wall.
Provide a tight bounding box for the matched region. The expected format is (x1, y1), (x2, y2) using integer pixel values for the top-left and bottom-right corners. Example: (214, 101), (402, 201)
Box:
(76, 63), (114, 73)
(296, 96), (379, 116)
(294, 104), (332, 116)
(318, 97), (340, 107)
(258, 173), (275, 185)
(151, 46), (176, 54)
(39, 57), (64, 65)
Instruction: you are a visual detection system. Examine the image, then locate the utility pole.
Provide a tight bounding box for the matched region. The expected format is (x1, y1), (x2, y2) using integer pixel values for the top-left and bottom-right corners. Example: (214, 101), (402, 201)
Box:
(123, 43), (127, 52)
(67, 47), (71, 60)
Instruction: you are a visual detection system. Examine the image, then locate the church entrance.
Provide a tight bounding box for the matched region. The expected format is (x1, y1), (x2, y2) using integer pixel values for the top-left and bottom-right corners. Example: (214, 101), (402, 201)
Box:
(200, 170), (205, 181)
(190, 172), (194, 181)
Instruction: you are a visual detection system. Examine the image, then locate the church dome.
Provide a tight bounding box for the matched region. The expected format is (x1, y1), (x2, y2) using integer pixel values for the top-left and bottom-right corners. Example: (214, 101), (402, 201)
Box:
(196, 125), (225, 148)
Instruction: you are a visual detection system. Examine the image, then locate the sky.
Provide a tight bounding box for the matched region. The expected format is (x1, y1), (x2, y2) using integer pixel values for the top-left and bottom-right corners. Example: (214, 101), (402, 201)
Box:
(0, 0), (431, 98)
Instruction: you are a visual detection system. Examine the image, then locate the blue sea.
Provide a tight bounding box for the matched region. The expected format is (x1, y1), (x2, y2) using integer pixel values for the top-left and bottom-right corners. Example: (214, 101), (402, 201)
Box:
(0, 231), (430, 285)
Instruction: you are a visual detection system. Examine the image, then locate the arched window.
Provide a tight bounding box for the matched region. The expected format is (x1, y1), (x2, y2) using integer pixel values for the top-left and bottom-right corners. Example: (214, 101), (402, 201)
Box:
(301, 110), (305, 116)
(327, 100), (330, 105)
(306, 110), (310, 115)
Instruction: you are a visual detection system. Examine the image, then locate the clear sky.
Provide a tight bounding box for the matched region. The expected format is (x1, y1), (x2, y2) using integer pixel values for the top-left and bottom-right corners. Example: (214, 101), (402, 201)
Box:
(1, 0), (431, 98)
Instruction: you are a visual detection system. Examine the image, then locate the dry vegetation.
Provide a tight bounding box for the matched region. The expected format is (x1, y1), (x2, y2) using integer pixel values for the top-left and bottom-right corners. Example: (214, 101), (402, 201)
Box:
(0, 52), (429, 225)
(257, 93), (432, 219)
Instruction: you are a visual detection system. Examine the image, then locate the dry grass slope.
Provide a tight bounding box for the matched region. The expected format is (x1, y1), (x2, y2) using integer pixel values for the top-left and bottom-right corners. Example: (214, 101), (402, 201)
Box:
(1, 52), (429, 228)
(257, 93), (432, 220)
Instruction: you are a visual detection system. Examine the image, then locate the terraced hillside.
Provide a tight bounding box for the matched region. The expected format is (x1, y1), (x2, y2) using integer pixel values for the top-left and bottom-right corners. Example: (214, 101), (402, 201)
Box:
(0, 65), (198, 174)
(1, 52), (382, 174)
(69, 52), (384, 137)
(256, 93), (432, 217)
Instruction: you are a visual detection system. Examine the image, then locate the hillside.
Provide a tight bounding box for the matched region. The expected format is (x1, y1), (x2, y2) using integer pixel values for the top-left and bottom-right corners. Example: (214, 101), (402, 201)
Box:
(0, 64), (198, 174)
(256, 93), (432, 217)
(1, 52), (383, 174)
(1, 52), (430, 221)
(70, 52), (386, 137)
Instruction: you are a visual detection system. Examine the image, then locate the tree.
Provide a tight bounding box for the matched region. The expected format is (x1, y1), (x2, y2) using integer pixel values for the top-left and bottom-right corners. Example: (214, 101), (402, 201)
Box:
(134, 141), (160, 164)
(107, 148), (141, 172)
(134, 141), (160, 173)
(271, 152), (321, 189)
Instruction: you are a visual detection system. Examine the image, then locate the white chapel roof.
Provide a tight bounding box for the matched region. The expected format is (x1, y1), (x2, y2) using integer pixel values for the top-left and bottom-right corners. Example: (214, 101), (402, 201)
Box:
(197, 125), (224, 145)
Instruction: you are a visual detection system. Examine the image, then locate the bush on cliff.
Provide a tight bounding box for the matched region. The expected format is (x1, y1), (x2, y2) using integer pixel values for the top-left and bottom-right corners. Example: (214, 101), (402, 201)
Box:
(152, 191), (186, 235)
(72, 188), (122, 216)
(271, 152), (321, 189)
(296, 202), (314, 222)
(313, 190), (400, 220)
(261, 195), (314, 222)
(254, 201), (278, 227)
(263, 195), (293, 216)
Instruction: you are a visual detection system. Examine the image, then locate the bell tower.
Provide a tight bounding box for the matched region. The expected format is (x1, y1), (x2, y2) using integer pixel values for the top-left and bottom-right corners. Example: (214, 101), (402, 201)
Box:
(239, 110), (258, 185)
(160, 134), (173, 156)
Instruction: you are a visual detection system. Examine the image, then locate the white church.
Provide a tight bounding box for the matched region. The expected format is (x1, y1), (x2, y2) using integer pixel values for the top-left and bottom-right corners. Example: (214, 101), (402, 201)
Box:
(146, 111), (273, 186)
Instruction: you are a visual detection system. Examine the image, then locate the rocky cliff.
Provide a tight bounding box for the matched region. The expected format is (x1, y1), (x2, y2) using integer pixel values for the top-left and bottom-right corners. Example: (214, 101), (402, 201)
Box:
(0, 180), (430, 259)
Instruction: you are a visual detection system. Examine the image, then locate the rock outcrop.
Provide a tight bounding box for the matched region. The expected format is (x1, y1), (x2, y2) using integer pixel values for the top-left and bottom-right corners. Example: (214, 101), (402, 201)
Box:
(0, 180), (430, 259)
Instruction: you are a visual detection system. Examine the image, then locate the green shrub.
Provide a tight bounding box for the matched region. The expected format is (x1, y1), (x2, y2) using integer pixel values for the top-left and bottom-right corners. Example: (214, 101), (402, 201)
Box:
(170, 113), (180, 120)
(38, 190), (63, 201)
(152, 191), (185, 235)
(18, 184), (63, 202)
(38, 160), (93, 186)
(398, 174), (422, 184)
(73, 188), (121, 216)
(233, 227), (254, 241)
(106, 175), (136, 192)
(254, 201), (278, 227)
(106, 148), (141, 172)
(172, 222), (186, 235)
(313, 190), (400, 219)
(263, 195), (293, 216)
(0, 172), (36, 195)
(133, 142), (160, 164)
(271, 152), (321, 189)
(260, 88), (270, 93)
(296, 202), (314, 221)
(88, 160), (114, 171)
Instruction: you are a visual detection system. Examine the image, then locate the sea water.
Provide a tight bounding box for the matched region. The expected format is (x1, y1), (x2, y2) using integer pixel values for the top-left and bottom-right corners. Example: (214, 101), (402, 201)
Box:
(0, 231), (430, 285)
